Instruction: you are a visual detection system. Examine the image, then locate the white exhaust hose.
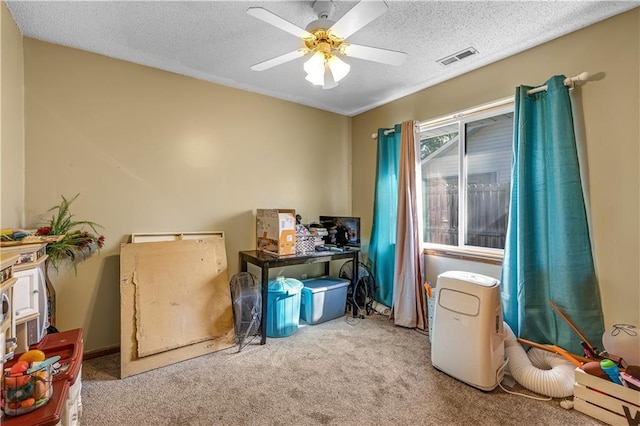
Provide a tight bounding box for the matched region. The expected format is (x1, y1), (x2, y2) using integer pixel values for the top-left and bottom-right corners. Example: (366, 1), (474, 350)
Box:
(503, 322), (576, 398)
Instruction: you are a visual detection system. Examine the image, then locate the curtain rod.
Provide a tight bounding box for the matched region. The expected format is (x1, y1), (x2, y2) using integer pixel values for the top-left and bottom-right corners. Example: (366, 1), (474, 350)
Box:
(371, 71), (589, 139)
(370, 123), (421, 140)
(527, 71), (589, 95)
(370, 96), (512, 139)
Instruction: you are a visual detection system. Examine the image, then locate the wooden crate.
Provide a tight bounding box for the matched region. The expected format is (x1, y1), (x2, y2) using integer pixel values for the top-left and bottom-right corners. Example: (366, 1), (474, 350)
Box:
(574, 367), (640, 425)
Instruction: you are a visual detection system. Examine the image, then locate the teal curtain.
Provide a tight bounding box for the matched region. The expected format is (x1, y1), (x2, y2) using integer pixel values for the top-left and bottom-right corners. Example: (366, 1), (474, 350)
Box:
(368, 124), (401, 308)
(501, 75), (605, 355)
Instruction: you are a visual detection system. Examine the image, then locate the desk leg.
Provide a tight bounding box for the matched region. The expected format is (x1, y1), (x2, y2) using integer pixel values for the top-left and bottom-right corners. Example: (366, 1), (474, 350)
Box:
(351, 251), (359, 318)
(260, 264), (269, 344)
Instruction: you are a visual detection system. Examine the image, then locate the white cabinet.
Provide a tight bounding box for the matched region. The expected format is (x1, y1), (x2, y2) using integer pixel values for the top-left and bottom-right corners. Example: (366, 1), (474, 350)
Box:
(13, 256), (49, 346)
(13, 265), (42, 321)
(0, 243), (50, 351)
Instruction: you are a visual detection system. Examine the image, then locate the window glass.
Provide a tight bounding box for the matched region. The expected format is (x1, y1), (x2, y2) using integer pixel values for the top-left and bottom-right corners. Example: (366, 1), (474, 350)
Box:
(465, 113), (513, 249)
(422, 123), (459, 246)
(420, 107), (513, 251)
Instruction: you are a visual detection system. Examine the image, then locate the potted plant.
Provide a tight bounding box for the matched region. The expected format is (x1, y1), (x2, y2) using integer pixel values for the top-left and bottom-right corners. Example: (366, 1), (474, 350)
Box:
(34, 194), (104, 330)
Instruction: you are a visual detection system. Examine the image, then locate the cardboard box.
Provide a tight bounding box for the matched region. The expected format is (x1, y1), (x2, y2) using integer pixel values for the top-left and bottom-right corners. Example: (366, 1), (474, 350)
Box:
(574, 367), (640, 425)
(256, 209), (296, 256)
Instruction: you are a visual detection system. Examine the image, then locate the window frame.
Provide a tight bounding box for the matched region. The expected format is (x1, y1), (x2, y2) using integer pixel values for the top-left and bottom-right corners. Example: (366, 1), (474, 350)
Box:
(419, 98), (515, 257)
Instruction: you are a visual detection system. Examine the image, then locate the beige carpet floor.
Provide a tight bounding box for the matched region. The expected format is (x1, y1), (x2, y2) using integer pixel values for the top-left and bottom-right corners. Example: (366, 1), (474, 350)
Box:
(80, 313), (604, 425)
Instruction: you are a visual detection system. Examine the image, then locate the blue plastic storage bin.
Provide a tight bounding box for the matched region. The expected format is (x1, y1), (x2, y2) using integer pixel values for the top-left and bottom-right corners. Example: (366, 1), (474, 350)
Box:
(266, 277), (304, 337)
(300, 276), (349, 325)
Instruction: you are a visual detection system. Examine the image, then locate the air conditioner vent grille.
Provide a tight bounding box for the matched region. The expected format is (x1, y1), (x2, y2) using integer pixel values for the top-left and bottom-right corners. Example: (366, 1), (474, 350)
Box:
(437, 47), (479, 66)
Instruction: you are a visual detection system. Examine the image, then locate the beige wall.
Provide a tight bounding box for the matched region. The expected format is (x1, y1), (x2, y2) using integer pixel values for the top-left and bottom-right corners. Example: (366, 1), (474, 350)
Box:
(353, 9), (640, 330)
(22, 39), (351, 351)
(0, 2), (24, 227)
(6, 7), (639, 352)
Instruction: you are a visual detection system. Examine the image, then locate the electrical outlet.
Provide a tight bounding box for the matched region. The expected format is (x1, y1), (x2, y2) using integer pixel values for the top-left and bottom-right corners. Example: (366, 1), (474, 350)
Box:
(301, 274), (307, 280)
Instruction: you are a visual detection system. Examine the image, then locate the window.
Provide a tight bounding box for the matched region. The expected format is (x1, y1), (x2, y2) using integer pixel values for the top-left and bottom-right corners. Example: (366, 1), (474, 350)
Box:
(420, 103), (514, 251)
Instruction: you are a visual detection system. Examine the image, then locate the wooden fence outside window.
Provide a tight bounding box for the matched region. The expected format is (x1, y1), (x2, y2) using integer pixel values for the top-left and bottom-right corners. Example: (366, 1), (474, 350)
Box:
(424, 182), (510, 249)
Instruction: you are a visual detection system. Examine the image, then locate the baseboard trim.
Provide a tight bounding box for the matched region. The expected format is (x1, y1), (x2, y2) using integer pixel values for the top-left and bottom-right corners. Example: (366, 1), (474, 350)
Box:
(83, 345), (120, 361)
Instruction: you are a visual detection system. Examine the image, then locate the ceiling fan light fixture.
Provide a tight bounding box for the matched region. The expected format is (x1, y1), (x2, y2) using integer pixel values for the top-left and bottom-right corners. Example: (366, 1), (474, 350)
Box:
(322, 62), (338, 90)
(303, 51), (325, 77)
(248, 0), (403, 90)
(304, 50), (349, 89)
(327, 55), (350, 82)
(305, 71), (325, 86)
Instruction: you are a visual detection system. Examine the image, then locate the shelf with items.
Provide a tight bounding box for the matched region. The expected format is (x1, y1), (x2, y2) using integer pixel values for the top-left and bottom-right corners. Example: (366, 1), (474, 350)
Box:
(0, 242), (47, 267)
(1, 255), (18, 285)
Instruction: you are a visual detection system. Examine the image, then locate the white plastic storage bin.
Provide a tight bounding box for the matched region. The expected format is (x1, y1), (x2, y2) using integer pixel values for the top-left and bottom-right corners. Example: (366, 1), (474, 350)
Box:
(431, 270), (505, 391)
(300, 276), (349, 325)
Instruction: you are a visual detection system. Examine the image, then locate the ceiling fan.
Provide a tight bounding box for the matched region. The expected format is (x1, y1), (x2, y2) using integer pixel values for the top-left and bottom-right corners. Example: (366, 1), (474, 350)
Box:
(247, 0), (407, 90)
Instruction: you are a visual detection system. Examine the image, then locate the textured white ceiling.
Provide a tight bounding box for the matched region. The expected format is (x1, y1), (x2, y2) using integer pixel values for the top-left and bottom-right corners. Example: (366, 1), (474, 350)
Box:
(5, 1), (639, 116)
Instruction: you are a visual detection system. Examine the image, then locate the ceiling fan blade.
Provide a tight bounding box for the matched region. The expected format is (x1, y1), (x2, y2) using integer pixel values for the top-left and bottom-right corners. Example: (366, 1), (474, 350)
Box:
(329, 0), (388, 40)
(251, 49), (309, 71)
(247, 7), (315, 39)
(341, 43), (407, 66)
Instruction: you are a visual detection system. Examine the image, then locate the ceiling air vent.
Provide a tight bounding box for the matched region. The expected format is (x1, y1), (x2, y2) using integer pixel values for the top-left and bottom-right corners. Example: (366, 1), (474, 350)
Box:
(437, 47), (478, 66)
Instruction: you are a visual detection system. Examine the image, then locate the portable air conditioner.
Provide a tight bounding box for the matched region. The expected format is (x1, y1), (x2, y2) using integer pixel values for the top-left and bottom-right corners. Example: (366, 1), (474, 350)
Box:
(430, 270), (506, 391)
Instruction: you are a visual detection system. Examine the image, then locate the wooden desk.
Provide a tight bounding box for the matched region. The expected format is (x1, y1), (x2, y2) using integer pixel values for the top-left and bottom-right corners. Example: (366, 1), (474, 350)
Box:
(239, 249), (359, 344)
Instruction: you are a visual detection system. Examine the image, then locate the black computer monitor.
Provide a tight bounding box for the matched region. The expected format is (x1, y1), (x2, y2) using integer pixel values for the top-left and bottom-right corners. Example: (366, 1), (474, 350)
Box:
(319, 216), (361, 247)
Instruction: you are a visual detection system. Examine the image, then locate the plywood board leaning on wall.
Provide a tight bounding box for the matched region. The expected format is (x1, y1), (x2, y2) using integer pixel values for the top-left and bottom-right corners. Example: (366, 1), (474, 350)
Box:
(120, 235), (235, 378)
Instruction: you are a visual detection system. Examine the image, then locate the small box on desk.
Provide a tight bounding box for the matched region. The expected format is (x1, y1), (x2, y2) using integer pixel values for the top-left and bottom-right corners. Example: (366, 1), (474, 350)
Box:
(574, 367), (640, 425)
(300, 276), (349, 325)
(256, 209), (296, 256)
